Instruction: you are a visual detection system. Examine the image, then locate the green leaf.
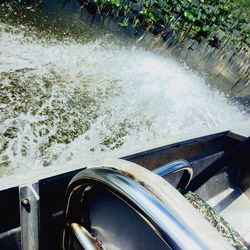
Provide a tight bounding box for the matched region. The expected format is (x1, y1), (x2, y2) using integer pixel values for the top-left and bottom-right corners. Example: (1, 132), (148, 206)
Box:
(211, 16), (216, 22)
(192, 25), (201, 32)
(200, 13), (206, 20)
(202, 25), (210, 32)
(184, 10), (196, 22)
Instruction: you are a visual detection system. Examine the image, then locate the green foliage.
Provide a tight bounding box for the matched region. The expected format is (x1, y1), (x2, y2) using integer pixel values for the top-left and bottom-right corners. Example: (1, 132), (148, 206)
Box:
(78, 0), (249, 46)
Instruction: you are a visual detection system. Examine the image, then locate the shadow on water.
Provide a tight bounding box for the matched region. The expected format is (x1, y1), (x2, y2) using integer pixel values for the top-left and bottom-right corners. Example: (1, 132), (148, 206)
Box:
(0, 0), (129, 42)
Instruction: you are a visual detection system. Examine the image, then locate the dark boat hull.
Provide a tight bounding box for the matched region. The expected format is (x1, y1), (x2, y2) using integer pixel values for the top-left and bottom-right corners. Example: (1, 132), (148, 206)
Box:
(0, 130), (249, 249)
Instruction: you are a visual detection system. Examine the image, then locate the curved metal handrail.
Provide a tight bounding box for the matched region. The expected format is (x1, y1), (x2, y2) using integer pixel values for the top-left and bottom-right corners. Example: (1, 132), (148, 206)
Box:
(153, 160), (193, 189)
(63, 167), (207, 250)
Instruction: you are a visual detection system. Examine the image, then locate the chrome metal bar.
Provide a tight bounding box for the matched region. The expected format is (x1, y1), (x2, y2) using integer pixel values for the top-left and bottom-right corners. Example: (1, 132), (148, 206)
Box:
(70, 222), (99, 250)
(153, 160), (193, 188)
(153, 160), (193, 177)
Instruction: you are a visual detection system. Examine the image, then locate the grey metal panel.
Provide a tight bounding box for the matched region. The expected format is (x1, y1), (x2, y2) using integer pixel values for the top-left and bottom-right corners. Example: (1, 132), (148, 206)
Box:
(19, 183), (40, 250)
(123, 132), (238, 170)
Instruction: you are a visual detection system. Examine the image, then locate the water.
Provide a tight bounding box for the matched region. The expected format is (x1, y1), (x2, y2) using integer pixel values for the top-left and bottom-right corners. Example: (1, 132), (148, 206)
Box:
(0, 1), (249, 176)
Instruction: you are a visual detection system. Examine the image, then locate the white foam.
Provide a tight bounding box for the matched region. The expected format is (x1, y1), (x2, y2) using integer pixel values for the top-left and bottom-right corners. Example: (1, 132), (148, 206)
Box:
(0, 23), (249, 175)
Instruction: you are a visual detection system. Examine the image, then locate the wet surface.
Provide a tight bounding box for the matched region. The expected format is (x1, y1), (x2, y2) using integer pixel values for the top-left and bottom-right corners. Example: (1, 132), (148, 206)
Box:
(0, 0), (249, 176)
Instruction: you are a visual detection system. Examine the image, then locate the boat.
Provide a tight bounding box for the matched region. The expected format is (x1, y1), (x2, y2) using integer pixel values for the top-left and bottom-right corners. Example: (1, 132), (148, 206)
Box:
(0, 124), (250, 250)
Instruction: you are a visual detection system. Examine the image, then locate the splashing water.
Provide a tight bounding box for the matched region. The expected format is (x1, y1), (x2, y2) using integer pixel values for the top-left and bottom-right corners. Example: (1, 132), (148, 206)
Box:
(0, 13), (249, 176)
